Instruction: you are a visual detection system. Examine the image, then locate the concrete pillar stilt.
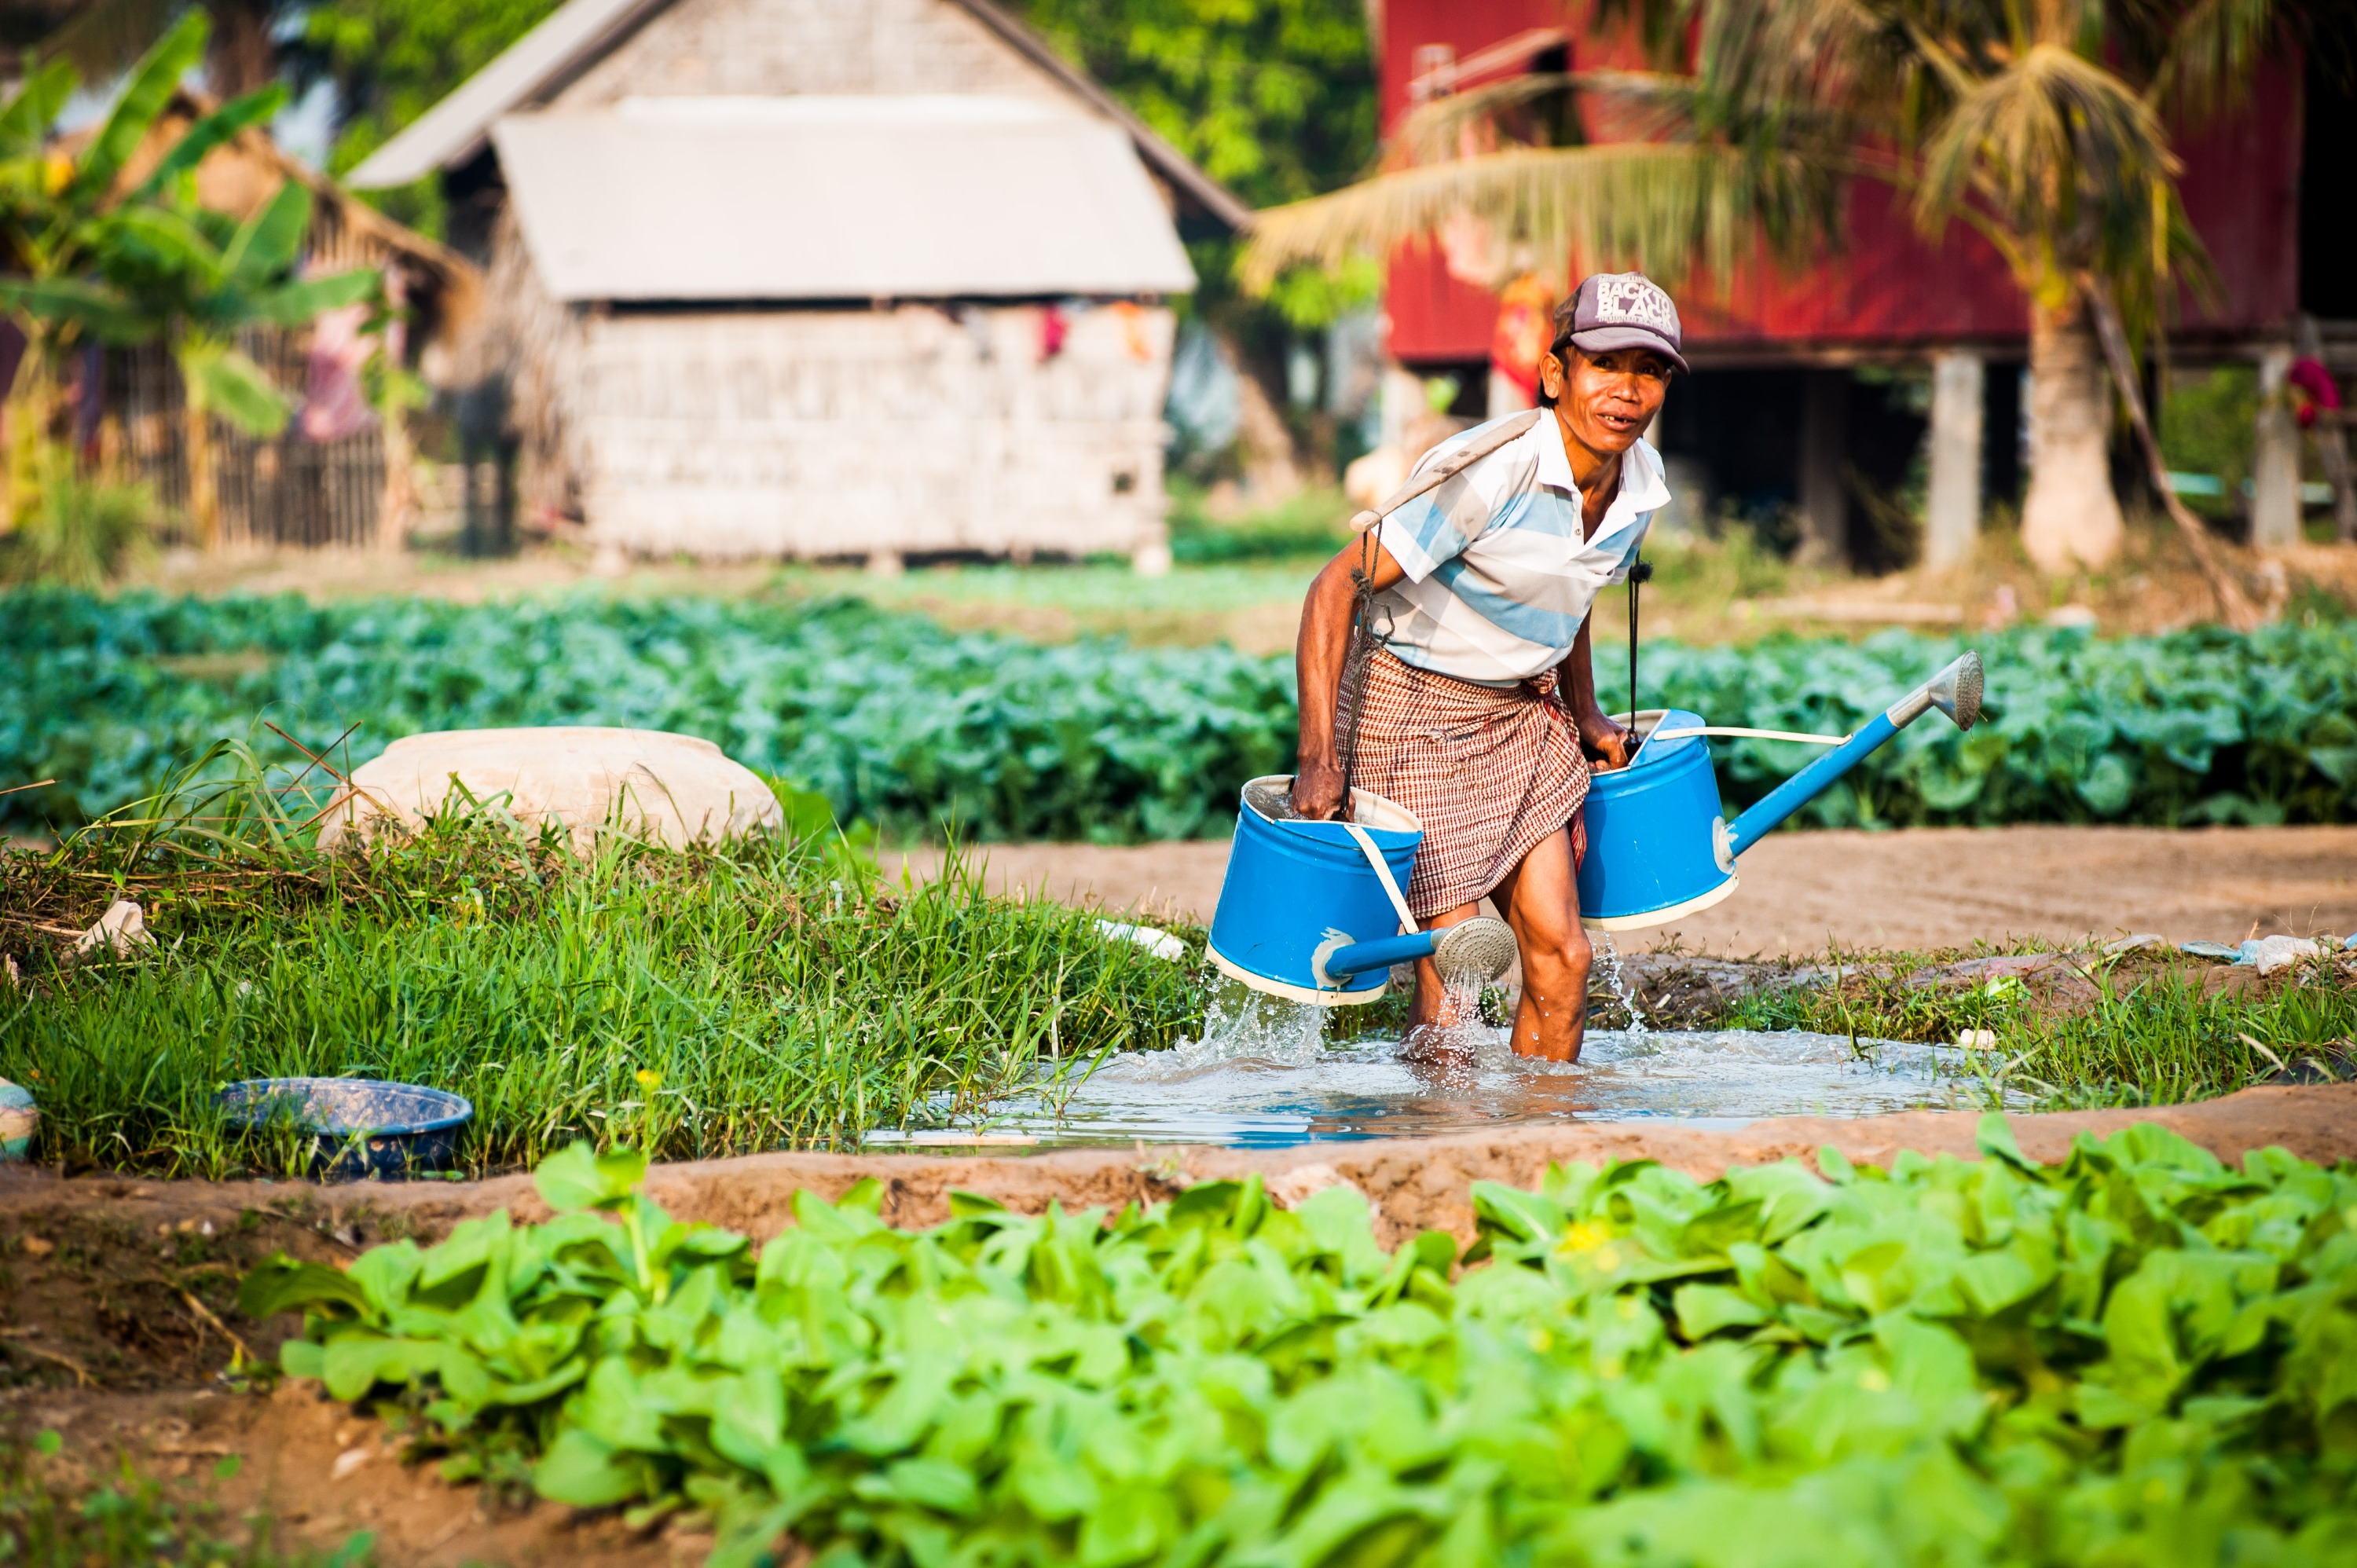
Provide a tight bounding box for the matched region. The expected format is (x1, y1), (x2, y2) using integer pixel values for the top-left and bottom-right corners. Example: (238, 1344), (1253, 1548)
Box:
(1924, 350), (1985, 570)
(1797, 369), (1848, 569)
(2251, 344), (2302, 549)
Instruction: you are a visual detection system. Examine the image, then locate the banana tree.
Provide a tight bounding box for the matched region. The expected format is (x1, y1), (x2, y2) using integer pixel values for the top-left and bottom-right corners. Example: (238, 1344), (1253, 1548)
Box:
(0, 10), (285, 529)
(1244, 0), (2290, 614)
(59, 177), (379, 545)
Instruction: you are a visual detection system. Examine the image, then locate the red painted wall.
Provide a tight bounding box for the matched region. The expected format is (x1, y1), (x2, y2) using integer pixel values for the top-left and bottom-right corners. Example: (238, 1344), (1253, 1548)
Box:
(1381, 0), (2303, 364)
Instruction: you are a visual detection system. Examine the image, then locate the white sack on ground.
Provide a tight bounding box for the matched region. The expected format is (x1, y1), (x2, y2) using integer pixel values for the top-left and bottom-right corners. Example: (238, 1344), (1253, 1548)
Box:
(320, 727), (783, 853)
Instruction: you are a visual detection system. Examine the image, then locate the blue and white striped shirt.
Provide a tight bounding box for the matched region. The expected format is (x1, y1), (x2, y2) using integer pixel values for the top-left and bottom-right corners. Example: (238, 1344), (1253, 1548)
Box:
(1375, 414), (1671, 684)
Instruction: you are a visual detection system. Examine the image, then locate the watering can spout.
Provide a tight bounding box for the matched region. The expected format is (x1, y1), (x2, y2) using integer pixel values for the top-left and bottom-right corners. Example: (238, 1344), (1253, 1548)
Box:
(1721, 651), (1983, 860)
(1891, 650), (1985, 731)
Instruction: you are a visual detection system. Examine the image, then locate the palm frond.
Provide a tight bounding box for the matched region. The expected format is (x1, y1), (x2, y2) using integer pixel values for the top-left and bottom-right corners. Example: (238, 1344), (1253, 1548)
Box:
(1594, 0), (1707, 71)
(1240, 141), (1834, 294)
(1389, 74), (1578, 167)
(1915, 41), (2176, 258)
(2148, 0), (2277, 119)
(1699, 0), (1885, 117)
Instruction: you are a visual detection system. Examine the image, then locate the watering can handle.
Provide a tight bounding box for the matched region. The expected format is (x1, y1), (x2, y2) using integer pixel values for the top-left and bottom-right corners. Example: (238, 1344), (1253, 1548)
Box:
(1342, 820), (1420, 935)
(1647, 726), (1850, 746)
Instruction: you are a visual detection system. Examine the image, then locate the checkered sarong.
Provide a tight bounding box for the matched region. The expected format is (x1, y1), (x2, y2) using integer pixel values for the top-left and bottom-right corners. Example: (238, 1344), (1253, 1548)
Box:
(1339, 648), (1590, 919)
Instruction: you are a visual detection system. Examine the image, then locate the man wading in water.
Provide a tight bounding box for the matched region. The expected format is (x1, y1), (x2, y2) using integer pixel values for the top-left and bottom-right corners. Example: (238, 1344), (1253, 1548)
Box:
(1290, 272), (1681, 1061)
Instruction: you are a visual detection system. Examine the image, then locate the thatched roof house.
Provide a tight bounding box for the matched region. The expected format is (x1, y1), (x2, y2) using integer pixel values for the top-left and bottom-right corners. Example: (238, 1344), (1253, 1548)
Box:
(352, 0), (1248, 570)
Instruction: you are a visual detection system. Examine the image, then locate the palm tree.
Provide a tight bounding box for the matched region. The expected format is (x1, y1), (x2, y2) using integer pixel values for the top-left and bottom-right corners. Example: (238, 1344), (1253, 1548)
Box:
(1244, 0), (2293, 597)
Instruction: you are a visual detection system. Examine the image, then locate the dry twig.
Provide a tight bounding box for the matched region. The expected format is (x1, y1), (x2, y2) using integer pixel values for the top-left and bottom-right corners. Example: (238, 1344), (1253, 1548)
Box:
(177, 1288), (257, 1365)
(0, 1328), (97, 1387)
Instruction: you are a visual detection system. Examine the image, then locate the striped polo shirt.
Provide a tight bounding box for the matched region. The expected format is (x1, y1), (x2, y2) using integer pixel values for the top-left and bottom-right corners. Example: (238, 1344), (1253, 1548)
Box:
(1374, 413), (1671, 684)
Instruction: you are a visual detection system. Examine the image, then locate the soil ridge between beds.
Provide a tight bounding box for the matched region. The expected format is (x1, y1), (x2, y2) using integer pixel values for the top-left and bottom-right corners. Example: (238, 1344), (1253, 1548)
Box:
(5, 1085), (2350, 1254)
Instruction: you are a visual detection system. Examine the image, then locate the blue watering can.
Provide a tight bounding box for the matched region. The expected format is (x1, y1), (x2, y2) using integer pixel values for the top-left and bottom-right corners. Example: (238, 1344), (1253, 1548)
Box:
(1206, 651), (1983, 1002)
(1578, 650), (1985, 928)
(1207, 779), (1519, 1005)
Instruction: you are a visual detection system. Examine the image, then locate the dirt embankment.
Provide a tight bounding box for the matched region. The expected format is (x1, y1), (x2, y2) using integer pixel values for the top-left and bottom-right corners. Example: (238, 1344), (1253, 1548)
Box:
(0, 1194), (695, 1566)
(6, 1086), (2351, 1267)
(4, 1086), (2354, 1565)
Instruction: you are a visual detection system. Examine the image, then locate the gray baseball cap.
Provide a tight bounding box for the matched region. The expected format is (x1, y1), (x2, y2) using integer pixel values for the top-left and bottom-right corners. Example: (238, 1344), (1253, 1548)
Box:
(1556, 271), (1688, 374)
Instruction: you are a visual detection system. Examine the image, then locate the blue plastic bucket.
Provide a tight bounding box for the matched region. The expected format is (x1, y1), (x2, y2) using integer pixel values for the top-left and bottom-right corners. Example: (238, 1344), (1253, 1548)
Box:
(1208, 776), (1422, 1004)
(1577, 709), (1739, 929)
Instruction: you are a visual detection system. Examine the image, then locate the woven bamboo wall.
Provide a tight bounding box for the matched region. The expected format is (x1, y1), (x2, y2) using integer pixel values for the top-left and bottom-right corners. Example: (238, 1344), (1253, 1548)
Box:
(106, 334), (388, 551)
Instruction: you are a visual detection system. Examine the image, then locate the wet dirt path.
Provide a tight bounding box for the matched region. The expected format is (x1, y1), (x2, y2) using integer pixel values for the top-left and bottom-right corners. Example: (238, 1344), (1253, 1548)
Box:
(887, 824), (2357, 955)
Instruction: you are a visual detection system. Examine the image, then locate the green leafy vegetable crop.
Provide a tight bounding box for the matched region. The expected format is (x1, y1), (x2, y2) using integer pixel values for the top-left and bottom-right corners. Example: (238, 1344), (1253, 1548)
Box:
(247, 1121), (2357, 1567)
(4, 588), (2354, 841)
(1638, 620), (2357, 830)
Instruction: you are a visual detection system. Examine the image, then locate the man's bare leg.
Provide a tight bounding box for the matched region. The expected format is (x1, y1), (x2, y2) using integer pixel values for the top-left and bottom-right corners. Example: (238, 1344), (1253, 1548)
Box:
(1401, 828), (1593, 1060)
(1406, 829), (1592, 1061)
(1402, 902), (1483, 1053)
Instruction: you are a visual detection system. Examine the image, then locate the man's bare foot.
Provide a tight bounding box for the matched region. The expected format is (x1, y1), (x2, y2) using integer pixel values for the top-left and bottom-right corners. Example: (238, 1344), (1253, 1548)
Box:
(1398, 1023), (1481, 1080)
(1399, 1018), (1468, 1057)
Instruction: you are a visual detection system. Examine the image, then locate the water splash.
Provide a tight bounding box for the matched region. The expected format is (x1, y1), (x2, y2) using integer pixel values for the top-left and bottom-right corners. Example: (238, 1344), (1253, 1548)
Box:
(1402, 973), (1497, 1068)
(1120, 967), (1329, 1079)
(1593, 932), (1651, 1035)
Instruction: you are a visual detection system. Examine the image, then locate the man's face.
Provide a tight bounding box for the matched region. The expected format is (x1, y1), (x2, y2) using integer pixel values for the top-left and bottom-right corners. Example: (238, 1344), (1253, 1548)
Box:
(1541, 346), (1671, 455)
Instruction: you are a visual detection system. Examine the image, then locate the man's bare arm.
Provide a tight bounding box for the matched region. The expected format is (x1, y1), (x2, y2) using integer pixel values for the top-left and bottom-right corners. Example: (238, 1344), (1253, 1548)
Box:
(1559, 615), (1633, 770)
(1292, 537), (1408, 819)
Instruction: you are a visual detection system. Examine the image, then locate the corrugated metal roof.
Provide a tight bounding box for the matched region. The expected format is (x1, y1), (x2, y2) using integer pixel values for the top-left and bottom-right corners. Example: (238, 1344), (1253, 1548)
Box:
(491, 97), (1197, 299)
(346, 0), (669, 188)
(344, 0), (1249, 233)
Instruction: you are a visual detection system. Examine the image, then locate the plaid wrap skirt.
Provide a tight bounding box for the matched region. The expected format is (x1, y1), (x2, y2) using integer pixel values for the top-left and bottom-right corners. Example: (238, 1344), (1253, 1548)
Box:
(1339, 649), (1590, 919)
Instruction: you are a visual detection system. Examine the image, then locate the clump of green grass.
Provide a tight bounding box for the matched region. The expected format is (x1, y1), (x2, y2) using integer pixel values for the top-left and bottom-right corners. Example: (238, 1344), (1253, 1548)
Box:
(1726, 947), (2356, 1108)
(0, 749), (1208, 1178)
(0, 1432), (368, 1568)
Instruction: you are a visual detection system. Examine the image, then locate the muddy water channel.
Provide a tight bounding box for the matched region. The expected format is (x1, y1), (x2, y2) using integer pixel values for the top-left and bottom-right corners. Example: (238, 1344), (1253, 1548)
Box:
(874, 980), (2027, 1150)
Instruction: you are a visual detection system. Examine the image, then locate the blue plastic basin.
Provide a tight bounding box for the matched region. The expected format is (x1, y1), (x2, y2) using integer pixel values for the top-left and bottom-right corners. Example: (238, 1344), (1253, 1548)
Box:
(217, 1077), (472, 1181)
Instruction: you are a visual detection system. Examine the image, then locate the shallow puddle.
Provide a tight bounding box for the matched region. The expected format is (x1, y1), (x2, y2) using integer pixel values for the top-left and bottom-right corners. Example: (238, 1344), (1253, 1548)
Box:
(871, 1021), (2025, 1151)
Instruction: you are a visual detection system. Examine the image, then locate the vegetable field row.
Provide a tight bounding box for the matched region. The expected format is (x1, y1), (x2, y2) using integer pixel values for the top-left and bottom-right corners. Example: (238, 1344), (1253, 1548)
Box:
(247, 1121), (2357, 1567)
(3, 588), (2354, 839)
